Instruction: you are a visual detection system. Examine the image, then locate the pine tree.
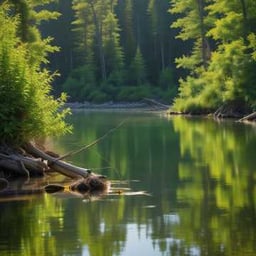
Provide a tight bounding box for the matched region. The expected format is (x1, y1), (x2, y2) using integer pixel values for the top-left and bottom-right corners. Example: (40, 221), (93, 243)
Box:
(72, 0), (124, 84)
(170, 0), (210, 71)
(116, 0), (135, 64)
(103, 11), (124, 85)
(129, 46), (147, 86)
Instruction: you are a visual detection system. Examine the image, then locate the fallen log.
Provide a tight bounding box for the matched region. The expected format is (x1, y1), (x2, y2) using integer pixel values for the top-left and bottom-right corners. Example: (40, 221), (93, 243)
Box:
(238, 111), (256, 122)
(23, 142), (91, 179)
(0, 153), (46, 177)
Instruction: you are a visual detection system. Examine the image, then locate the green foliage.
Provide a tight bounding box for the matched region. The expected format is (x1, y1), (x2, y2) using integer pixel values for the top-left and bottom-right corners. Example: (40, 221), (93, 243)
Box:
(103, 12), (124, 80)
(117, 86), (151, 102)
(170, 0), (209, 70)
(171, 0), (256, 113)
(72, 0), (124, 84)
(87, 89), (111, 103)
(159, 67), (175, 89)
(128, 46), (147, 86)
(0, 3), (71, 144)
(248, 33), (256, 60)
(56, 0), (177, 102)
(62, 65), (96, 101)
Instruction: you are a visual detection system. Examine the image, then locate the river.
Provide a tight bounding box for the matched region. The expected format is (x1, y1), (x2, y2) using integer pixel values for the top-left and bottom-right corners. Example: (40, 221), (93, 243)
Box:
(0, 110), (256, 256)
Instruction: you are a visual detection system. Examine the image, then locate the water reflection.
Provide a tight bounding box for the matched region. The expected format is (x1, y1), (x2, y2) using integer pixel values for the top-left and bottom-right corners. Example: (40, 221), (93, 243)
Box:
(0, 111), (256, 256)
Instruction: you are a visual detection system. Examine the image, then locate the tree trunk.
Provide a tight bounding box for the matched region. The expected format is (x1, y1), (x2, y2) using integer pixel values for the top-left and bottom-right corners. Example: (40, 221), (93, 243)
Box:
(23, 143), (91, 179)
(0, 153), (46, 176)
(89, 0), (107, 81)
(197, 0), (209, 68)
(238, 112), (256, 122)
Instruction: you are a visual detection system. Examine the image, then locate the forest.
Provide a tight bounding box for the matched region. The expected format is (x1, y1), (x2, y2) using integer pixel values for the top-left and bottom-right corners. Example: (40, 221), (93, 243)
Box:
(40, 0), (179, 103)
(1, 2), (256, 255)
(40, 0), (256, 116)
(1, 0), (256, 144)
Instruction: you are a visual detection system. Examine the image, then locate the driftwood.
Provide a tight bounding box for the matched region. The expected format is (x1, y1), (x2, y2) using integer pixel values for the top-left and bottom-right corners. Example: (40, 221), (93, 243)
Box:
(213, 104), (242, 118)
(0, 142), (91, 179)
(0, 153), (47, 177)
(23, 142), (91, 179)
(0, 118), (124, 181)
(238, 111), (256, 122)
(0, 123), (122, 198)
(143, 98), (170, 110)
(0, 142), (110, 200)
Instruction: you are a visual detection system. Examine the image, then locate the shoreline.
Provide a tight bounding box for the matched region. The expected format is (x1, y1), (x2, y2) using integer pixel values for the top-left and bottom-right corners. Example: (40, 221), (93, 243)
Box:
(64, 101), (256, 123)
(64, 101), (169, 111)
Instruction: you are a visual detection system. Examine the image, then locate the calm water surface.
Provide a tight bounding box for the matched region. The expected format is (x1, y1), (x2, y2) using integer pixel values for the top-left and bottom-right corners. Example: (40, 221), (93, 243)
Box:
(1, 110), (256, 256)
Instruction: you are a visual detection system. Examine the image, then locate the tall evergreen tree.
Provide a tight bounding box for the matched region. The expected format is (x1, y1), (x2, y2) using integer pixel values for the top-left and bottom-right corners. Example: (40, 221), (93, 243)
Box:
(129, 46), (147, 86)
(103, 11), (124, 85)
(170, 0), (210, 72)
(39, 0), (75, 91)
(115, 0), (135, 64)
(39, 0), (182, 102)
(72, 0), (124, 84)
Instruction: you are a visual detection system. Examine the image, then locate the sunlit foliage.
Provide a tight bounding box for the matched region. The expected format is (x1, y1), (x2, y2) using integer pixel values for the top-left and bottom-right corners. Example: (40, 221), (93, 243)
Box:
(0, 3), (71, 144)
(171, 0), (256, 113)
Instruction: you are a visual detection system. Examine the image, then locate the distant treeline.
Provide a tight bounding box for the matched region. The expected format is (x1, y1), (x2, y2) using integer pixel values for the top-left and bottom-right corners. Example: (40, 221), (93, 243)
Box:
(40, 0), (181, 103)
(2, 0), (256, 112)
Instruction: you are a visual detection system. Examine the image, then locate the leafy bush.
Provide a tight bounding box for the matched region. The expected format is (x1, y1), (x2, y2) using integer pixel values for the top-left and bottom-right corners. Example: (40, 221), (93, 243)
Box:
(0, 5), (71, 144)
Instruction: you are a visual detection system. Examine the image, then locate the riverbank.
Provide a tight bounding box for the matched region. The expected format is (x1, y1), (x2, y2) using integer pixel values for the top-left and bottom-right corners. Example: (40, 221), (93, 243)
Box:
(65, 101), (256, 123)
(65, 99), (170, 111)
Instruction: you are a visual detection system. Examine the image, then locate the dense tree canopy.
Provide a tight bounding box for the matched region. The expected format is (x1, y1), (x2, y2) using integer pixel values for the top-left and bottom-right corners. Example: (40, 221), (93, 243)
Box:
(1, 0), (256, 114)
(171, 0), (256, 114)
(41, 0), (178, 103)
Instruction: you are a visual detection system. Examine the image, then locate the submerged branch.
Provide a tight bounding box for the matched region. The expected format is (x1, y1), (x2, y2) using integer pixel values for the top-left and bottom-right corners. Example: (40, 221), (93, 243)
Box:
(55, 120), (126, 161)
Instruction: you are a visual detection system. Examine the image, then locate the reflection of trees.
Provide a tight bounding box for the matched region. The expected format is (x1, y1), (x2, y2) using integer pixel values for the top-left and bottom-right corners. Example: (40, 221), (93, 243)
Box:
(50, 111), (181, 255)
(172, 116), (256, 255)
(4, 113), (256, 255)
(0, 194), (63, 256)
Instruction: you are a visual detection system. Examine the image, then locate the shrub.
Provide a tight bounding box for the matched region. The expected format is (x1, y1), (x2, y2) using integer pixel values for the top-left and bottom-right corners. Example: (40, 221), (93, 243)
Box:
(0, 5), (71, 145)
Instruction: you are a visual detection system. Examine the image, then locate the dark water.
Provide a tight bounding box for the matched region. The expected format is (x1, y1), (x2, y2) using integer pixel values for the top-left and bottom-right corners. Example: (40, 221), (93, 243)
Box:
(1, 110), (256, 256)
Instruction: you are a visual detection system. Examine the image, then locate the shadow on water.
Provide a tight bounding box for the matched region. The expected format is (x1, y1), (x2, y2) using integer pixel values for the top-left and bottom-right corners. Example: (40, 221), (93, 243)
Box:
(1, 111), (256, 256)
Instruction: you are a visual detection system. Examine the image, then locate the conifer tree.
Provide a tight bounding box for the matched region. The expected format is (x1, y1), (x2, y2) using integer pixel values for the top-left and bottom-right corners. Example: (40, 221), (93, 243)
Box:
(72, 0), (124, 85)
(129, 46), (147, 86)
